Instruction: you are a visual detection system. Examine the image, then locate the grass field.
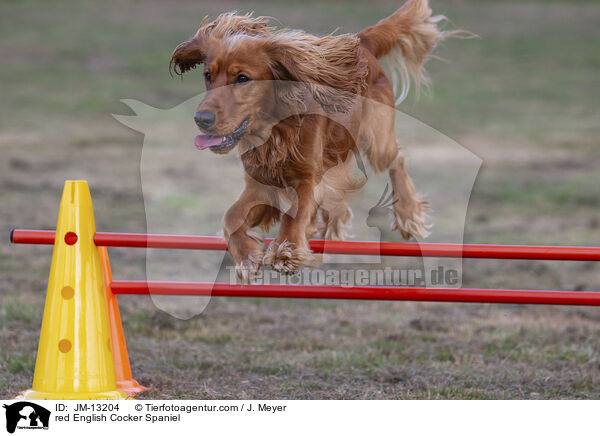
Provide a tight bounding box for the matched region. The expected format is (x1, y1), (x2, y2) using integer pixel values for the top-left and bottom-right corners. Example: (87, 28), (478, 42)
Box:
(1, 0), (599, 399)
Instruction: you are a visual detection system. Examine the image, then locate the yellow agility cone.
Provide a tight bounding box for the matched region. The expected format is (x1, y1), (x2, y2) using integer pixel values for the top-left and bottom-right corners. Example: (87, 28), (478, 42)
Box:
(21, 181), (127, 399)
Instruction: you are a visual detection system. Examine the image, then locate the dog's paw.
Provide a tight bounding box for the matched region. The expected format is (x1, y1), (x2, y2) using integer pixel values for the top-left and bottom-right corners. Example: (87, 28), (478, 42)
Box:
(262, 240), (318, 275)
(234, 250), (264, 284)
(392, 200), (431, 240)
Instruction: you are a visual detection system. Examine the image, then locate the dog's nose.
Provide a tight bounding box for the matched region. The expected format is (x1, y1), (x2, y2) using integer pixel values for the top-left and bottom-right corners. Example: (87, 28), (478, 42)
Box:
(194, 111), (216, 130)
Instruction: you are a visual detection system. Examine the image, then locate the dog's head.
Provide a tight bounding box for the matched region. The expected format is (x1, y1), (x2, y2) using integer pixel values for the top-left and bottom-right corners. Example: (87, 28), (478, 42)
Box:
(170, 12), (367, 155)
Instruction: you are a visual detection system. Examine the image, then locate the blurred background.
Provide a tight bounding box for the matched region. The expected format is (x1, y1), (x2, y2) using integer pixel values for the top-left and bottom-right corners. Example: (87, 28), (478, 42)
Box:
(1, 0), (599, 398)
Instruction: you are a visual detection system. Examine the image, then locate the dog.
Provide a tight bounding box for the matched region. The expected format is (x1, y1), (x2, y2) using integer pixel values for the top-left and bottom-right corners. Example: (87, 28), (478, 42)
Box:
(170, 0), (452, 282)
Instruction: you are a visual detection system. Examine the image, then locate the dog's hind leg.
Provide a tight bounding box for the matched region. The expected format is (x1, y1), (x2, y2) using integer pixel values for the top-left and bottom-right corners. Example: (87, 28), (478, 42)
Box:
(319, 194), (353, 241)
(358, 101), (428, 240)
(388, 152), (429, 239)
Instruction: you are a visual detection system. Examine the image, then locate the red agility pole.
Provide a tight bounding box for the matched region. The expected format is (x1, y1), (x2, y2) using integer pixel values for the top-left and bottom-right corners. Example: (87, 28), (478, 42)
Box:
(10, 228), (600, 306)
(111, 281), (600, 306)
(10, 229), (600, 261)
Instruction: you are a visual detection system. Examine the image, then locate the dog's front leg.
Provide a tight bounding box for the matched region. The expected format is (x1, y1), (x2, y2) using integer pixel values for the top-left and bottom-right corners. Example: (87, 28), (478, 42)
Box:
(263, 181), (319, 274)
(222, 184), (270, 284)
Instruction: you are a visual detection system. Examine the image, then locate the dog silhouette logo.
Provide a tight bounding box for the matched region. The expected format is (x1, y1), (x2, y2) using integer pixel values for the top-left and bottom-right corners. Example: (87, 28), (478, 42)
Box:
(366, 184), (400, 242)
(3, 402), (50, 433)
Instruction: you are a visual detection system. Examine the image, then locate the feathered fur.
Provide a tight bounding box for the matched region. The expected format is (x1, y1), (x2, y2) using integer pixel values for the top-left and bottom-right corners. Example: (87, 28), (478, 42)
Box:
(358, 0), (450, 103)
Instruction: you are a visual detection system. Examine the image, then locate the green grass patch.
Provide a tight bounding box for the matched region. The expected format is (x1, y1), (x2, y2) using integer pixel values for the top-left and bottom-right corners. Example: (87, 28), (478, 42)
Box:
(0, 297), (40, 323)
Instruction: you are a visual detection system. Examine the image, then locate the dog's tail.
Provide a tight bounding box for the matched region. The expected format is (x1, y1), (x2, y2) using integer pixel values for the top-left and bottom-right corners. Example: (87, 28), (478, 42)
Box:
(358, 0), (452, 104)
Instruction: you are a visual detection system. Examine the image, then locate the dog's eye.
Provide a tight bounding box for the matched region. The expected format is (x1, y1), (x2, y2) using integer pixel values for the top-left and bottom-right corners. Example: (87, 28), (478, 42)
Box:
(235, 74), (250, 84)
(204, 72), (211, 82)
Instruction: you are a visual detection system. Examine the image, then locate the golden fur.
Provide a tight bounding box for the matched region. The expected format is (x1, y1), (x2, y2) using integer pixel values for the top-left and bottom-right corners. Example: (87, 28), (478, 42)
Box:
(171, 0), (450, 282)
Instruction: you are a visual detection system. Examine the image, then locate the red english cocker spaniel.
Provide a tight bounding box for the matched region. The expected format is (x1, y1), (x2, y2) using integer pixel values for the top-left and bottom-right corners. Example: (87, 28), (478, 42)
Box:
(170, 0), (452, 282)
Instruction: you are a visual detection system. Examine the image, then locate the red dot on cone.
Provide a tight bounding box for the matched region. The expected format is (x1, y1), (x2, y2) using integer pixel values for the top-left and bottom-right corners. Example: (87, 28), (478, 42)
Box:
(64, 232), (78, 245)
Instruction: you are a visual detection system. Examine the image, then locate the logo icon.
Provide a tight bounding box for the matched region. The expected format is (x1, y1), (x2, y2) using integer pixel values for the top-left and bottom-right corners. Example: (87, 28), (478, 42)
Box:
(3, 402), (50, 433)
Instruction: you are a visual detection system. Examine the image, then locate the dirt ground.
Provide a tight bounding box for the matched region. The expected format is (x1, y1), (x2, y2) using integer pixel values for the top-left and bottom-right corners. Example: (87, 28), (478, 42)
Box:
(1, 0), (599, 399)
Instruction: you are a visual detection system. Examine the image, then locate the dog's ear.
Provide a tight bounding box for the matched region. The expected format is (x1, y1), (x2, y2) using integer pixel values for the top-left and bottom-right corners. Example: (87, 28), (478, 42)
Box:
(266, 33), (367, 114)
(170, 15), (214, 76)
(170, 36), (205, 76)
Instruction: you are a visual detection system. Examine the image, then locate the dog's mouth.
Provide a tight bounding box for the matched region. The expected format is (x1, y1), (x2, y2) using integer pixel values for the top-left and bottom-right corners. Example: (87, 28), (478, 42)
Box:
(194, 118), (249, 153)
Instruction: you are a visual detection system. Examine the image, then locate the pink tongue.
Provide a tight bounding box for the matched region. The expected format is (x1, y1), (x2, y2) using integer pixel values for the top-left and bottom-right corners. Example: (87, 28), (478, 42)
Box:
(194, 134), (224, 150)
